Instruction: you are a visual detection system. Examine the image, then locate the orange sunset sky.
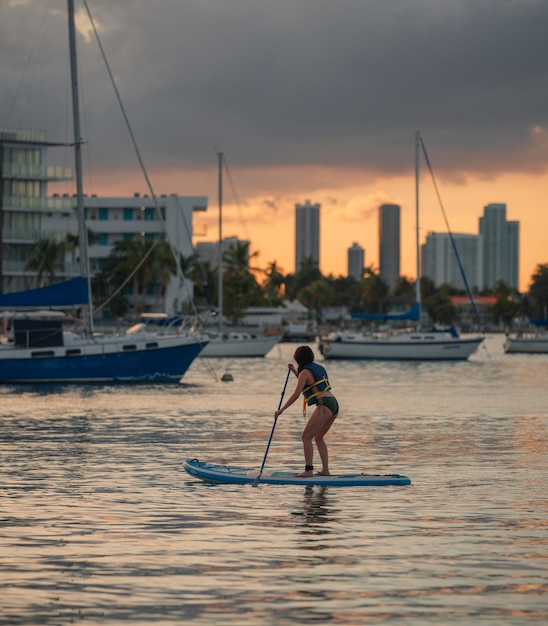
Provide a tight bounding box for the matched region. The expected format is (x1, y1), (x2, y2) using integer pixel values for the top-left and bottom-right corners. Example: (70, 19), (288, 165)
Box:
(90, 160), (547, 294)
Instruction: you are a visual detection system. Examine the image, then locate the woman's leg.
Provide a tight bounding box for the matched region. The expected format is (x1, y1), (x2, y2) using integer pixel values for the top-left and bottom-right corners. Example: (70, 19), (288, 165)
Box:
(314, 408), (337, 475)
(295, 405), (337, 476)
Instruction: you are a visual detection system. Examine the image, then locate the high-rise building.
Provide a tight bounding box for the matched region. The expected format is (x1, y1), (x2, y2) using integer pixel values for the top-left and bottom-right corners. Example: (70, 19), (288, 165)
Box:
(422, 232), (484, 291)
(379, 203), (400, 289)
(295, 199), (320, 271)
(479, 203), (519, 289)
(347, 242), (365, 281)
(0, 128), (73, 294)
(506, 220), (520, 290)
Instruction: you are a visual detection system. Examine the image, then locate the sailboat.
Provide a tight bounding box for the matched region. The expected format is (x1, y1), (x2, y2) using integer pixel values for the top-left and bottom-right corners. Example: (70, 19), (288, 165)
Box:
(199, 153), (280, 358)
(319, 132), (484, 361)
(0, 0), (208, 383)
(504, 316), (548, 354)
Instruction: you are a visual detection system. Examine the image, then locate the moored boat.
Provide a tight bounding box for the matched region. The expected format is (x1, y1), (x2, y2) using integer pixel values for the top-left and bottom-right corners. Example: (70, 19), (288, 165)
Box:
(504, 318), (548, 354)
(0, 279), (208, 383)
(320, 327), (484, 360)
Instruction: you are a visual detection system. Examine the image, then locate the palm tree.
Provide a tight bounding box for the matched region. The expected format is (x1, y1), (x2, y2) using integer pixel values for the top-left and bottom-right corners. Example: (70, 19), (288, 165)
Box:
(262, 261), (285, 304)
(99, 238), (176, 312)
(285, 257), (323, 300)
(25, 238), (66, 286)
(64, 229), (99, 270)
(299, 278), (335, 322)
(529, 264), (548, 317)
(221, 242), (265, 323)
(359, 266), (390, 314)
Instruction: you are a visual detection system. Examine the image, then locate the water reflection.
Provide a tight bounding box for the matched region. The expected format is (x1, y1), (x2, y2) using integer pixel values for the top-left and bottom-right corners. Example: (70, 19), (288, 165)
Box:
(295, 486), (331, 526)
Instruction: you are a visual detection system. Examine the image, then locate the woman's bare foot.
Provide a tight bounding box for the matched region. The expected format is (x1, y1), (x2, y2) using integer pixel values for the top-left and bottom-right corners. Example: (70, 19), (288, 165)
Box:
(316, 470), (331, 476)
(295, 470), (313, 477)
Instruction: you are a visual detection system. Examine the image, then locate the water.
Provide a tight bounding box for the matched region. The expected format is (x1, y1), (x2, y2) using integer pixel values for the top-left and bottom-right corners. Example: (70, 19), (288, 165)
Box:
(1, 335), (546, 625)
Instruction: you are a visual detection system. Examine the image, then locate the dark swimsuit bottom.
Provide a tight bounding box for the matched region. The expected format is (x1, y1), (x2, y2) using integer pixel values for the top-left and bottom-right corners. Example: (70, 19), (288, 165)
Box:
(315, 395), (339, 416)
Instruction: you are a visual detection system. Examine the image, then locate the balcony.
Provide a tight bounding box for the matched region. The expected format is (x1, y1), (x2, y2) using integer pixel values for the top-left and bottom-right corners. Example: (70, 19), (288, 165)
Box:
(2, 228), (72, 243)
(2, 195), (74, 212)
(2, 163), (72, 181)
(2, 260), (79, 275)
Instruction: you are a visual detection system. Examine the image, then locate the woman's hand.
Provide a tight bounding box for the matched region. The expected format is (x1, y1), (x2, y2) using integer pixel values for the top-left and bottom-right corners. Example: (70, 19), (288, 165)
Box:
(288, 364), (298, 376)
(274, 409), (283, 418)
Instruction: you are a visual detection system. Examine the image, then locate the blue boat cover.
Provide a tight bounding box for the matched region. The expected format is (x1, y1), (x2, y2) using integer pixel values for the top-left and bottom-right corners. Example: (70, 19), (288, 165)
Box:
(0, 277), (88, 308)
(350, 303), (420, 322)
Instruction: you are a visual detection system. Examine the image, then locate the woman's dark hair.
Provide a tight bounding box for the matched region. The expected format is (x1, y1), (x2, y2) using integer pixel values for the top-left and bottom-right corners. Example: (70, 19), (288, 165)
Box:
(294, 345), (314, 372)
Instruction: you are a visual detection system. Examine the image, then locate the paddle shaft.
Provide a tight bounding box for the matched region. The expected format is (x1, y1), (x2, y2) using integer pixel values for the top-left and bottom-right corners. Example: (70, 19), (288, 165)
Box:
(252, 367), (292, 487)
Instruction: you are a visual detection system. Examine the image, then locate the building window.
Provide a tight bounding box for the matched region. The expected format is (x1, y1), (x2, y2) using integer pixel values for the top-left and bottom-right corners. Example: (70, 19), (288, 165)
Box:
(123, 208), (133, 221)
(144, 208), (155, 221)
(123, 233), (134, 241)
(99, 233), (109, 246)
(98, 208), (108, 220)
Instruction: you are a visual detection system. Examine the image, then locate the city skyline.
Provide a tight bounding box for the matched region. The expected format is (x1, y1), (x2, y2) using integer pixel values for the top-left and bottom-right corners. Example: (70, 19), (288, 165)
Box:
(1, 1), (546, 292)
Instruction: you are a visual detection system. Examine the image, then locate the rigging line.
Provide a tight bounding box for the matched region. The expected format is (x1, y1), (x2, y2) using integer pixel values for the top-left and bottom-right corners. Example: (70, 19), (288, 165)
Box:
(81, 0), (194, 316)
(177, 204), (210, 318)
(2, 0), (54, 128)
(223, 158), (251, 242)
(418, 136), (481, 326)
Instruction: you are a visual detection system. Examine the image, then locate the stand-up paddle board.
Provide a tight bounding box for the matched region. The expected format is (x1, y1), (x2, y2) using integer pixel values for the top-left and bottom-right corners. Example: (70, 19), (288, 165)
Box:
(184, 459), (411, 487)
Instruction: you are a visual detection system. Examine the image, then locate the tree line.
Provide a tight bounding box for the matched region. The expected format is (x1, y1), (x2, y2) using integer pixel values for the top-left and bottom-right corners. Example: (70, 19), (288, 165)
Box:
(25, 236), (548, 327)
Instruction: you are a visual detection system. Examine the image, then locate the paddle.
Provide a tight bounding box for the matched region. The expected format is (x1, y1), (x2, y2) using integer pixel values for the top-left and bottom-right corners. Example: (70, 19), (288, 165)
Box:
(252, 367), (292, 487)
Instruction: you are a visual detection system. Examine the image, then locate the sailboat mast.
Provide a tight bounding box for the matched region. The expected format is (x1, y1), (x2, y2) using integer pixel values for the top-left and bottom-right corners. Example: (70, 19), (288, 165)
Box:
(217, 152), (223, 334)
(414, 130), (421, 329)
(67, 0), (93, 334)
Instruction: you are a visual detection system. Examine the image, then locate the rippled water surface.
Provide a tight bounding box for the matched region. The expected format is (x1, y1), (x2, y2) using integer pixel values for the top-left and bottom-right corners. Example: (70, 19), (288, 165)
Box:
(1, 336), (546, 625)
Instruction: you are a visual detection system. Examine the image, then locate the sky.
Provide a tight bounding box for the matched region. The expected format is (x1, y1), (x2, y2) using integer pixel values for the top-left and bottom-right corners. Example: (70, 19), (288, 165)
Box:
(1, 0), (547, 292)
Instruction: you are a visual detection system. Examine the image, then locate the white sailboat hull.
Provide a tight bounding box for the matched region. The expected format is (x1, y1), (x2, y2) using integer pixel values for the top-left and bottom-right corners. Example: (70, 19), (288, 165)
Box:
(320, 331), (483, 360)
(200, 334), (280, 358)
(504, 335), (548, 354)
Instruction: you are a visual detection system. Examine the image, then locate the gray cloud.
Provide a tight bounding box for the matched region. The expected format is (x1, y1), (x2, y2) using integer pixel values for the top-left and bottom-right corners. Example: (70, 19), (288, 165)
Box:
(1, 0), (547, 179)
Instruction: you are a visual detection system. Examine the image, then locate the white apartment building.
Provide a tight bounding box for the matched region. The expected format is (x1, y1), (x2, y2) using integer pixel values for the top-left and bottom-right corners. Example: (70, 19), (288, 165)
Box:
(44, 193), (207, 314)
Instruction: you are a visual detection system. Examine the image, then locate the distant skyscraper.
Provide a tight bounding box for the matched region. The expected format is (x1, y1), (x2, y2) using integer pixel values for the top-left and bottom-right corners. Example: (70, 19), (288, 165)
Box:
(379, 204), (400, 289)
(295, 200), (320, 271)
(506, 220), (520, 290)
(347, 243), (365, 281)
(422, 232), (484, 291)
(479, 203), (519, 289)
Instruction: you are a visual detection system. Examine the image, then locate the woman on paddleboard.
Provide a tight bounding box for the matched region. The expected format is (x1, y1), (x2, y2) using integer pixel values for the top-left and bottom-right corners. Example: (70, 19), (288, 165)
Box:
(274, 345), (339, 477)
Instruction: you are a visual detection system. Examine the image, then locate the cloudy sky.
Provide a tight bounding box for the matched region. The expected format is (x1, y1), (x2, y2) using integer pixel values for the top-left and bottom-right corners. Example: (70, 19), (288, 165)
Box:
(1, 0), (547, 290)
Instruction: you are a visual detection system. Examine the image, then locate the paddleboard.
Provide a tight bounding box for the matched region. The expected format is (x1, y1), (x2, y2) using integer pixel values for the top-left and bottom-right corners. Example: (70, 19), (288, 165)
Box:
(184, 459), (411, 487)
